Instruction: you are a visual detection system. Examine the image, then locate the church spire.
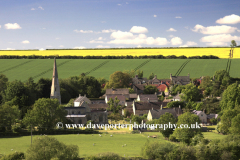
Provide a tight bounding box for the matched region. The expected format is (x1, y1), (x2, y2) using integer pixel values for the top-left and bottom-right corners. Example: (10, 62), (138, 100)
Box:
(50, 57), (61, 104)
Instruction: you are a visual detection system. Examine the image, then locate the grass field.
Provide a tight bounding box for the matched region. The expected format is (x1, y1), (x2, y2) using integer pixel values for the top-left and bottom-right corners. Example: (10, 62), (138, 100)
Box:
(0, 132), (225, 157)
(0, 59), (239, 82)
(0, 48), (240, 58)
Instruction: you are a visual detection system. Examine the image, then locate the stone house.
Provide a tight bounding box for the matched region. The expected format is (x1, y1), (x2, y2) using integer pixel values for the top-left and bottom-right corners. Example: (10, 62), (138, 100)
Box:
(105, 94), (126, 106)
(105, 88), (129, 99)
(136, 94), (158, 102)
(170, 73), (190, 85)
(192, 110), (207, 123)
(132, 101), (168, 116)
(74, 94), (91, 107)
(147, 107), (183, 121)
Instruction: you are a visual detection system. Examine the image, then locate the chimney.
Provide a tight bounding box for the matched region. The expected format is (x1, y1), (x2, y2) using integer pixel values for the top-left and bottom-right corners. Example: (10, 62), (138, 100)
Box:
(161, 105), (162, 110)
(154, 75), (157, 79)
(79, 94), (81, 97)
(135, 75), (138, 79)
(152, 107), (153, 110)
(147, 98), (150, 103)
(179, 105), (181, 109)
(170, 73), (172, 79)
(203, 109), (205, 113)
(177, 91), (179, 95)
(155, 92), (157, 95)
(213, 75), (215, 81)
(112, 87), (113, 90)
(188, 73), (190, 77)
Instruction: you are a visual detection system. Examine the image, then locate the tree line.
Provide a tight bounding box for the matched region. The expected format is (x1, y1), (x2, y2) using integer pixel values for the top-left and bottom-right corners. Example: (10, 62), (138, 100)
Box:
(0, 55), (219, 59)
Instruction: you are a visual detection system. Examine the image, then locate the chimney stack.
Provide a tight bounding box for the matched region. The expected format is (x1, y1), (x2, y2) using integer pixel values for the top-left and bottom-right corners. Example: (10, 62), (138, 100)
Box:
(152, 107), (153, 110)
(84, 94), (86, 97)
(147, 98), (150, 103)
(154, 75), (157, 79)
(188, 73), (190, 77)
(161, 105), (162, 110)
(179, 105), (181, 109)
(135, 75), (138, 79)
(79, 94), (81, 97)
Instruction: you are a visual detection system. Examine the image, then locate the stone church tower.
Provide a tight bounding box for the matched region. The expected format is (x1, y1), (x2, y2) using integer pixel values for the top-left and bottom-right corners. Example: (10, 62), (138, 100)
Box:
(50, 58), (61, 104)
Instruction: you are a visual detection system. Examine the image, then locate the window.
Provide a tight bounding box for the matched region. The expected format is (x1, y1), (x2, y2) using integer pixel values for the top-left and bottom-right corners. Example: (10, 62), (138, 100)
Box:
(72, 111), (74, 115)
(78, 111), (81, 114)
(201, 114), (203, 117)
(99, 115), (103, 122)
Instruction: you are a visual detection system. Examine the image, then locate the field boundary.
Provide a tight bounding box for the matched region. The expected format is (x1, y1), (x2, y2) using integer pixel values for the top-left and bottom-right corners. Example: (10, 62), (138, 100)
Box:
(133, 59), (151, 71)
(174, 60), (191, 76)
(85, 60), (110, 76)
(26, 59), (73, 82)
(0, 60), (33, 73)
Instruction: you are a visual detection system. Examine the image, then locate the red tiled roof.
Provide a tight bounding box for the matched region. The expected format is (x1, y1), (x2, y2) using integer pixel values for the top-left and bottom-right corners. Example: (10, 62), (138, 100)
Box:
(150, 84), (160, 87)
(157, 84), (167, 92)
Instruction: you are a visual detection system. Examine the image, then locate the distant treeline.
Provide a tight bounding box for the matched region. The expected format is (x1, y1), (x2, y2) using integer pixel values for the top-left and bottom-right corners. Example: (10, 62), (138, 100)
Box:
(0, 55), (219, 59)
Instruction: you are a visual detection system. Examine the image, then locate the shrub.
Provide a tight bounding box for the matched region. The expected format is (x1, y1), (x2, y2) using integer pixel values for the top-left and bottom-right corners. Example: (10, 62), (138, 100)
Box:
(85, 152), (123, 160)
(0, 152), (25, 160)
(169, 135), (178, 142)
(166, 144), (196, 160)
(25, 136), (79, 160)
(141, 140), (175, 159)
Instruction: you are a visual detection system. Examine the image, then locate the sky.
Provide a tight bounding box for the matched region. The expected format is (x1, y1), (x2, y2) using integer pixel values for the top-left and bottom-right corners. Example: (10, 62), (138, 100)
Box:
(0, 0), (240, 50)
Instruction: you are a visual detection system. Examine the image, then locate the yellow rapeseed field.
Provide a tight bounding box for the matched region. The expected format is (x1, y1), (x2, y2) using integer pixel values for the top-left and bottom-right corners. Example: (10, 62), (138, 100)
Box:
(0, 48), (239, 58)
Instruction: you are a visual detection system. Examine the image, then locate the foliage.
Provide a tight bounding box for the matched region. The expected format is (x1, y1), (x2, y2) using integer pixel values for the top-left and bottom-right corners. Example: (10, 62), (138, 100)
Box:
(165, 144), (197, 160)
(123, 109), (130, 118)
(108, 113), (122, 121)
(170, 85), (185, 95)
(107, 97), (122, 113)
(0, 152), (25, 160)
(85, 152), (123, 160)
(128, 88), (135, 94)
(0, 102), (20, 132)
(220, 82), (240, 111)
(23, 98), (67, 131)
(141, 140), (176, 160)
(172, 112), (201, 144)
(201, 97), (221, 114)
(229, 113), (240, 134)
(166, 101), (185, 108)
(148, 73), (154, 80)
(25, 136), (79, 160)
(66, 98), (75, 107)
(0, 74), (8, 104)
(143, 85), (158, 94)
(105, 71), (131, 89)
(181, 83), (202, 102)
(131, 115), (143, 124)
(157, 112), (176, 138)
(136, 70), (143, 78)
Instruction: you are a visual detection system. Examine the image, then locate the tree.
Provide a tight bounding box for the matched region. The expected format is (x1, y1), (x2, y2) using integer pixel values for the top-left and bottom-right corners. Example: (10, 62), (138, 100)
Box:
(229, 114), (240, 134)
(172, 112), (201, 144)
(143, 85), (158, 94)
(105, 71), (131, 89)
(23, 98), (67, 131)
(0, 102), (20, 132)
(136, 70), (143, 78)
(148, 73), (154, 80)
(36, 78), (52, 98)
(230, 40), (237, 58)
(220, 82), (240, 111)
(26, 136), (79, 160)
(0, 74), (8, 104)
(107, 97), (122, 113)
(157, 112), (176, 138)
(181, 83), (201, 102)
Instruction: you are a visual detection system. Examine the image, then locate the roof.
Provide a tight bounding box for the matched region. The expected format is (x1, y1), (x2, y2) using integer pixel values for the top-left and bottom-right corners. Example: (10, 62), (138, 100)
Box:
(74, 94), (91, 104)
(64, 107), (86, 109)
(66, 115), (86, 117)
(134, 102), (168, 110)
(125, 102), (133, 107)
(91, 100), (106, 104)
(132, 76), (149, 85)
(138, 94), (158, 102)
(149, 108), (179, 119)
(171, 75), (190, 85)
(88, 104), (109, 110)
(129, 94), (137, 99)
(106, 94), (126, 102)
(133, 84), (147, 91)
(157, 84), (168, 92)
(106, 88), (129, 95)
(173, 92), (183, 100)
(207, 114), (218, 119)
(192, 110), (204, 115)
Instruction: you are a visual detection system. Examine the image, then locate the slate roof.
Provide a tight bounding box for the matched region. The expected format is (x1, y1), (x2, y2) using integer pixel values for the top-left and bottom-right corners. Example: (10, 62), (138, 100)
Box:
(125, 102), (133, 107)
(134, 102), (168, 110)
(192, 110), (203, 115)
(66, 115), (86, 117)
(106, 88), (129, 95)
(133, 84), (147, 91)
(88, 104), (109, 110)
(207, 114), (218, 119)
(106, 94), (126, 102)
(171, 75), (190, 85)
(138, 94), (158, 102)
(74, 94), (91, 104)
(149, 108), (179, 119)
(132, 76), (149, 85)
(129, 94), (138, 99)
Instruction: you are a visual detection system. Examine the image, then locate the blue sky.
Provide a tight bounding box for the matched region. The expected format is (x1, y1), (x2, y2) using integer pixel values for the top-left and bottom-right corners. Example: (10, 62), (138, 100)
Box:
(0, 0), (240, 50)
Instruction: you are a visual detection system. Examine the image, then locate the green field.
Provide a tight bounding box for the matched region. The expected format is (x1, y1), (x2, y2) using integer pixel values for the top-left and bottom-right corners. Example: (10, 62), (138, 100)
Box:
(0, 59), (239, 82)
(0, 132), (225, 157)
